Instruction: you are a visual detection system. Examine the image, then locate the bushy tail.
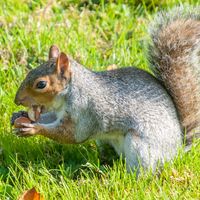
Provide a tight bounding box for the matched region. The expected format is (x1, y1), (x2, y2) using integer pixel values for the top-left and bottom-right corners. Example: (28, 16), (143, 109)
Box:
(148, 5), (200, 145)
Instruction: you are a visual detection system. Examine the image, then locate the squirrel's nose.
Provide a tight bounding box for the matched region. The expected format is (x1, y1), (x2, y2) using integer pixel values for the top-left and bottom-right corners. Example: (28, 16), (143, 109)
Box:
(14, 91), (25, 106)
(14, 95), (34, 107)
(14, 88), (22, 105)
(14, 96), (22, 106)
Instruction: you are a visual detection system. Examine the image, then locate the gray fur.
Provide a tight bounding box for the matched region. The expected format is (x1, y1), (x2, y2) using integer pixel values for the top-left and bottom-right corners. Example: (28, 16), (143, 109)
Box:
(64, 59), (182, 171)
(148, 5), (200, 79)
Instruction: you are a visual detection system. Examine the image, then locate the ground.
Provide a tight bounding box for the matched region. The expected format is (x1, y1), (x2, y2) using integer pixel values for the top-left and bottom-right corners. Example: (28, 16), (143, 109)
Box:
(0, 0), (200, 199)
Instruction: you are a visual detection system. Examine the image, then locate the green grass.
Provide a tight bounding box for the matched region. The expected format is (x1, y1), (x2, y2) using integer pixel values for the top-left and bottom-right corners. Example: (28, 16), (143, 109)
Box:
(0, 0), (200, 199)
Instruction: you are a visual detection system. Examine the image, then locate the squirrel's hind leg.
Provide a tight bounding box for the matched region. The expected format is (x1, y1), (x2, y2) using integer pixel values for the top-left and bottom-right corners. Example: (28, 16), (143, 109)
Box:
(123, 131), (140, 173)
(124, 131), (164, 174)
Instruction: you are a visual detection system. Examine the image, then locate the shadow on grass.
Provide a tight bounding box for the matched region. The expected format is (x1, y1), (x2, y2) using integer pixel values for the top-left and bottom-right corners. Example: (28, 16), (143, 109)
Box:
(0, 131), (119, 179)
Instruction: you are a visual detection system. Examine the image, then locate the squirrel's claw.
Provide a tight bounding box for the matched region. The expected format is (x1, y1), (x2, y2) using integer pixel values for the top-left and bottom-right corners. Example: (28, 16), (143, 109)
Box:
(20, 123), (34, 128)
(13, 123), (44, 137)
(13, 128), (33, 137)
(19, 128), (34, 132)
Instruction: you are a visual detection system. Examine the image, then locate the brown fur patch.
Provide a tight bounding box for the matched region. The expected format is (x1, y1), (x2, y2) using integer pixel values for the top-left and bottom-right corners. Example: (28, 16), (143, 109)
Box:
(155, 19), (200, 132)
(40, 116), (76, 144)
(15, 57), (71, 108)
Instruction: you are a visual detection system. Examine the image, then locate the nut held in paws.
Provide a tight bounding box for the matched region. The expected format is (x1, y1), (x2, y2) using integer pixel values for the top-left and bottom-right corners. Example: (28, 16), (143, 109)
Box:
(14, 117), (31, 128)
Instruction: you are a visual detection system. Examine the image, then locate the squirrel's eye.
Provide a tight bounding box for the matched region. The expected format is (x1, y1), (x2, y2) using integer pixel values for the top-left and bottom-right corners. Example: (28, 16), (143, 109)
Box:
(36, 81), (47, 89)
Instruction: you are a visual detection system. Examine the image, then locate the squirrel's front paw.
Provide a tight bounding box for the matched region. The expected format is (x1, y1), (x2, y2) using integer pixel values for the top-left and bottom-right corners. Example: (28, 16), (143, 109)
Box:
(13, 123), (44, 137)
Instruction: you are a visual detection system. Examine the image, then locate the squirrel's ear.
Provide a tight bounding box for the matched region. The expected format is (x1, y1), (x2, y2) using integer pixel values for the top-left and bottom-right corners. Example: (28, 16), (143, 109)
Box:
(56, 52), (70, 77)
(49, 45), (60, 59)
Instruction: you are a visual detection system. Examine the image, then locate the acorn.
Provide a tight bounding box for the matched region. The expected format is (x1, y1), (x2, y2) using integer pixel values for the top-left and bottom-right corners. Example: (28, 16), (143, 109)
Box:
(14, 117), (31, 128)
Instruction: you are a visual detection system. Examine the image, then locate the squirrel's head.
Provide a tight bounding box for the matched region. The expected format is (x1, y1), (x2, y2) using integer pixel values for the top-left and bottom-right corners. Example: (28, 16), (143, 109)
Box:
(14, 45), (71, 114)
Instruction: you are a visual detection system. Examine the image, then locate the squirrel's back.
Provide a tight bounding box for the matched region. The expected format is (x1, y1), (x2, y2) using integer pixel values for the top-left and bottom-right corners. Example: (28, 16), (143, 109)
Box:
(148, 6), (200, 144)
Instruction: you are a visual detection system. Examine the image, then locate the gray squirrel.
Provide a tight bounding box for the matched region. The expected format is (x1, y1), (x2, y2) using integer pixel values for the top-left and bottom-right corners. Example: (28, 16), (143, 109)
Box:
(11, 6), (200, 172)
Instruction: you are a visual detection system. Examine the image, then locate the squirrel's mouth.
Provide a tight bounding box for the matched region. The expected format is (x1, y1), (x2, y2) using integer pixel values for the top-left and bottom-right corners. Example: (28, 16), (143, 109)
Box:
(28, 105), (45, 122)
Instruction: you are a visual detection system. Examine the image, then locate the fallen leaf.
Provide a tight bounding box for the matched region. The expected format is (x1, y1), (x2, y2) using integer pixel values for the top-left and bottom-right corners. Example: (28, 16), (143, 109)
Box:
(18, 187), (44, 200)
